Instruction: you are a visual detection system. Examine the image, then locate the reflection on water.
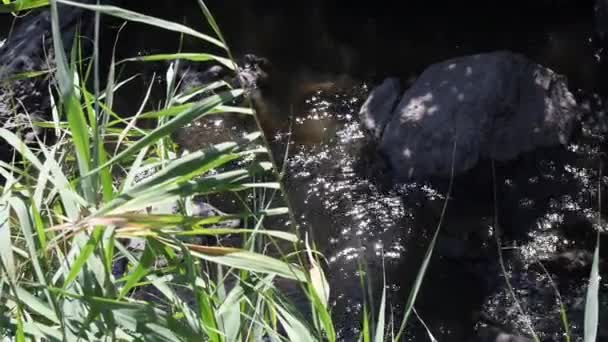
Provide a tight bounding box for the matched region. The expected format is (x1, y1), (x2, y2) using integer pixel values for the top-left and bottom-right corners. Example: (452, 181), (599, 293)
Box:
(281, 85), (407, 338)
(263, 68), (608, 340)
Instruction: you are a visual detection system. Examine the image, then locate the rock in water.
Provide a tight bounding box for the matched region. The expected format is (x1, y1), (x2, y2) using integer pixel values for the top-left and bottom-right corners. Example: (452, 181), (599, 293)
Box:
(359, 51), (580, 179)
(358, 77), (402, 139)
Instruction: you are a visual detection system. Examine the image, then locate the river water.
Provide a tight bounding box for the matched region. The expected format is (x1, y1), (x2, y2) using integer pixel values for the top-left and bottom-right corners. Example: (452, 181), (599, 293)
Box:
(1, 1), (607, 340)
(203, 2), (608, 340)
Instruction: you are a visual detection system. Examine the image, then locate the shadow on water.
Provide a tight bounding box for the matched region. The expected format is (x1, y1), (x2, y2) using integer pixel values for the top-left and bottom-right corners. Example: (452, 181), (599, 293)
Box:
(1, 1), (608, 340)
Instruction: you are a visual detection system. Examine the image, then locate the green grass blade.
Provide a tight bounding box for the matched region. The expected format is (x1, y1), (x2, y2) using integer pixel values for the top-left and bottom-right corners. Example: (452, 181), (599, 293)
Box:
(373, 280), (386, 342)
(274, 300), (316, 342)
(306, 241), (329, 308)
(96, 135), (261, 215)
(0, 196), (15, 282)
(120, 146), (149, 192)
(175, 80), (231, 104)
(15, 286), (60, 324)
(122, 103), (193, 121)
(117, 242), (154, 299)
(584, 232), (600, 342)
(197, 0), (226, 44)
(179, 244), (221, 341)
(0, 128), (44, 170)
(100, 168), (277, 215)
(121, 52), (235, 70)
(61, 227), (103, 289)
(6, 319), (63, 341)
(361, 304), (370, 342)
(8, 196), (61, 323)
(217, 283), (243, 342)
(184, 246), (307, 281)
(49, 0), (75, 101)
(87, 89), (243, 178)
(97, 143), (114, 203)
(394, 143), (457, 341)
(15, 310), (25, 342)
(0, 128), (86, 217)
(8, 197), (45, 285)
(36, 139), (86, 219)
(123, 134), (258, 194)
(50, 0), (94, 202)
(159, 228), (297, 242)
(0, 0), (49, 13)
(30, 202), (48, 259)
(56, 0), (226, 49)
(0, 69), (53, 83)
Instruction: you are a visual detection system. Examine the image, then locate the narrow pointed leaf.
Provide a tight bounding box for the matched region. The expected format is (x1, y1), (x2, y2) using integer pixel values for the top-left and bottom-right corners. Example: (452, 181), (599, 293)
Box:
(57, 0), (226, 49)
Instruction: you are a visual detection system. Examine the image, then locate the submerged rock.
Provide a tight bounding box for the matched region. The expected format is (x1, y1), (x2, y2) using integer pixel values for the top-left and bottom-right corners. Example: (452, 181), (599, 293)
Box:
(360, 51), (581, 180)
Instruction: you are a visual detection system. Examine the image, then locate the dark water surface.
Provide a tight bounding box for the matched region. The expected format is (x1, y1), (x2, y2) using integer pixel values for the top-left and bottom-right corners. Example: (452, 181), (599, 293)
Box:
(201, 2), (608, 340)
(1, 1), (607, 340)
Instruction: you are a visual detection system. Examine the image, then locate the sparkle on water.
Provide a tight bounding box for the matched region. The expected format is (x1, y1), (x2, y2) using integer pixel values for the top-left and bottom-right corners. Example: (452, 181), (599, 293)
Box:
(265, 75), (608, 340)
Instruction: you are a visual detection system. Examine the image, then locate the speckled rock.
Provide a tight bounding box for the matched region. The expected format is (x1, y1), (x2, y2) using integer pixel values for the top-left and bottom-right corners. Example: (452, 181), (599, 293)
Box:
(360, 51), (581, 179)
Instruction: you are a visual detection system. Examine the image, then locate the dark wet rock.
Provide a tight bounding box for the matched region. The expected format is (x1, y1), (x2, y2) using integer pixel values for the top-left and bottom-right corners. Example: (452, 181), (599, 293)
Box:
(173, 53), (271, 150)
(177, 64), (227, 93)
(237, 53), (272, 90)
(176, 53), (271, 97)
(360, 51), (581, 180)
(0, 3), (92, 159)
(358, 77), (401, 139)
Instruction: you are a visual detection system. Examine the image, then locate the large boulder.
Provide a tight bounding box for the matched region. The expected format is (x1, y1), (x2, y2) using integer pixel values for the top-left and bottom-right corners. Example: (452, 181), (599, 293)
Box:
(360, 51), (581, 180)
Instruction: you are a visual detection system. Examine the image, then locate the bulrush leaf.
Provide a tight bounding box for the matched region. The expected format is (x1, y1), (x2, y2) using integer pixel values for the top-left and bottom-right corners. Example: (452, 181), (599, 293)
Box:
(86, 89), (244, 178)
(14, 286), (59, 324)
(373, 278), (386, 342)
(117, 242), (154, 299)
(181, 244), (307, 281)
(274, 300), (317, 342)
(61, 227), (104, 289)
(121, 53), (235, 70)
(95, 134), (261, 215)
(584, 232), (600, 342)
(306, 238), (329, 308)
(74, 212), (296, 241)
(50, 0), (92, 200)
(56, 0), (226, 49)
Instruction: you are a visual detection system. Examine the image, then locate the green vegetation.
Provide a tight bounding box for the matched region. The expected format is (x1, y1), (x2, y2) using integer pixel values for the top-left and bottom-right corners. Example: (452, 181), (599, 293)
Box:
(0, 1), (347, 340)
(0, 1), (601, 341)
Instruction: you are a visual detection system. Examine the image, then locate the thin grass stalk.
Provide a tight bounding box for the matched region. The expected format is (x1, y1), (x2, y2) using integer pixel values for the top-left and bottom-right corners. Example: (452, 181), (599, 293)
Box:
(491, 161), (540, 342)
(394, 140), (458, 341)
(533, 259), (571, 342)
